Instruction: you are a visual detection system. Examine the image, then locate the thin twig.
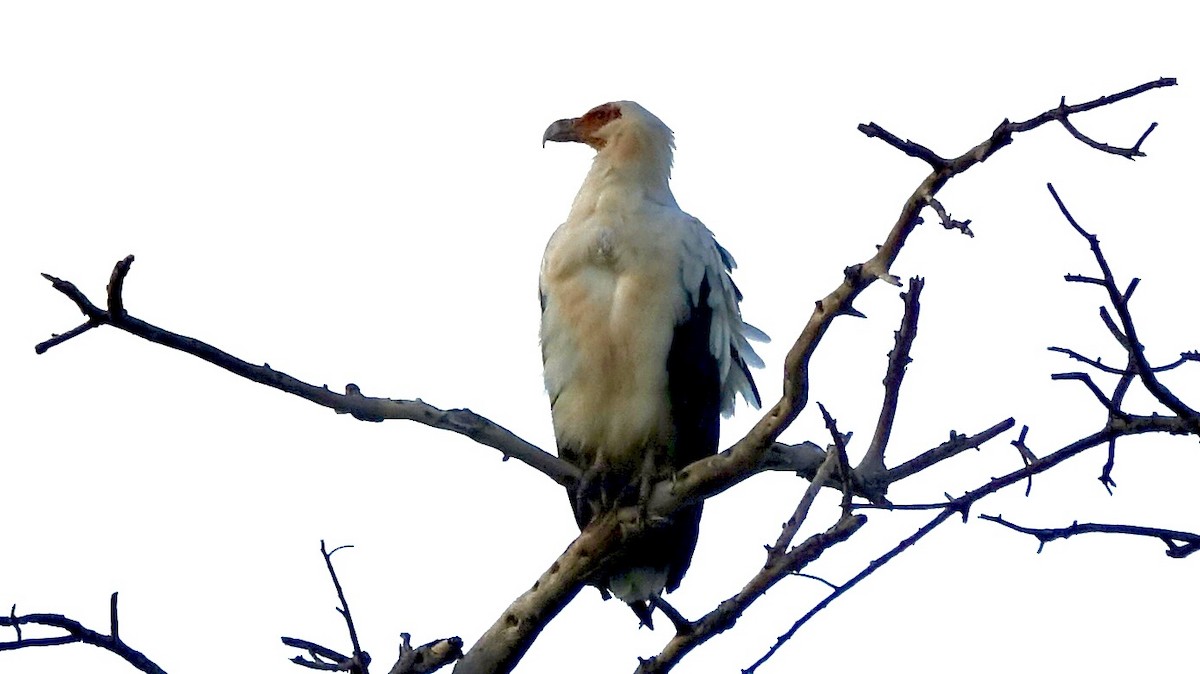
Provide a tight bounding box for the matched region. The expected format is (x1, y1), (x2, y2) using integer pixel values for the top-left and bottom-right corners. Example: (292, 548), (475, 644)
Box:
(1046, 346), (1197, 375)
(322, 541), (367, 672)
(980, 514), (1200, 558)
(818, 404), (855, 515)
(1048, 183), (1200, 431)
(1100, 352), (1138, 493)
(1051, 372), (1119, 412)
(283, 542), (371, 673)
(1009, 425), (1037, 497)
(924, 198), (974, 237)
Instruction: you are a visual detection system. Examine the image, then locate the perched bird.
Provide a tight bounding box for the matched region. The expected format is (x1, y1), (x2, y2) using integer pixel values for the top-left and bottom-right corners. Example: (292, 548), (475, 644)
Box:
(539, 101), (766, 627)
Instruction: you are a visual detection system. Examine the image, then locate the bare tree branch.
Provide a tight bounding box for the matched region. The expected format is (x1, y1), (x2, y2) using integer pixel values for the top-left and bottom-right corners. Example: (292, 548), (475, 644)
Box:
(924, 198), (974, 237)
(883, 418), (1016, 484)
(634, 514), (865, 674)
(746, 200), (1200, 670)
(1, 593), (166, 674)
(768, 445), (840, 560)
(323, 542), (367, 671)
(285, 541), (372, 674)
(1009, 425), (1037, 497)
(283, 542), (373, 673)
(284, 542), (461, 674)
(857, 276), (924, 494)
(855, 122), (947, 169)
(1057, 109), (1157, 159)
(1099, 356), (1137, 493)
(818, 404), (855, 515)
(36, 262), (577, 489)
(1051, 372), (1121, 413)
(744, 505), (953, 674)
(980, 514), (1200, 558)
(283, 638), (356, 672)
(746, 416), (1169, 673)
(1046, 347), (1199, 375)
(390, 634), (464, 674)
(1047, 183), (1200, 432)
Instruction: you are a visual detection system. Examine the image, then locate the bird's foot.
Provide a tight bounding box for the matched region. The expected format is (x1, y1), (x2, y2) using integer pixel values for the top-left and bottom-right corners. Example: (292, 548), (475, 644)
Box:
(633, 451), (670, 529)
(628, 600), (655, 630)
(575, 462), (619, 524)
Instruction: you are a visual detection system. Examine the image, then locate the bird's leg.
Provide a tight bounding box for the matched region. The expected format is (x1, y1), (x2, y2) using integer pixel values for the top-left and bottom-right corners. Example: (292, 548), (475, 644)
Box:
(575, 465), (600, 525)
(635, 449), (659, 528)
(628, 600), (656, 630)
(575, 455), (616, 524)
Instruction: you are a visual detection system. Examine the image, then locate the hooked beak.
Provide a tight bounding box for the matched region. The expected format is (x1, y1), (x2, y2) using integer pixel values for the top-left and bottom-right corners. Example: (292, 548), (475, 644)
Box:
(542, 117), (583, 147)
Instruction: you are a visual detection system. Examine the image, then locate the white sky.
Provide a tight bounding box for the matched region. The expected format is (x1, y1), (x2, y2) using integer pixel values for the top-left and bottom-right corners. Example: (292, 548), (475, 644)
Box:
(4, 2), (1198, 673)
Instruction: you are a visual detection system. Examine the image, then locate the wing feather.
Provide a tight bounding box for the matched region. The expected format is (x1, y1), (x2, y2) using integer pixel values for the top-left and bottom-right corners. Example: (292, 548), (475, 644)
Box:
(676, 215), (767, 415)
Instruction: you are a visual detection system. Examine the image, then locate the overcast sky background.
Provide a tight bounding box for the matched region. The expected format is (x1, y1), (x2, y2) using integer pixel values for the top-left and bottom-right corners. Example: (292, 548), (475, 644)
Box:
(4, 2), (1198, 673)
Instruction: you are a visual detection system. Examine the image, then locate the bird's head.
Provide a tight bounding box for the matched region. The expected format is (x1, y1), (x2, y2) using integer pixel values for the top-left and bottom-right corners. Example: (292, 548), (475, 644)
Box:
(543, 101), (675, 178)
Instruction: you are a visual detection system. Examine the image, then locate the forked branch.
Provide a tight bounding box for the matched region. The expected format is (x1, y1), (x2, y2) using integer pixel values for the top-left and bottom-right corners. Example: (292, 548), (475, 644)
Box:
(0, 593), (165, 674)
(283, 542), (462, 674)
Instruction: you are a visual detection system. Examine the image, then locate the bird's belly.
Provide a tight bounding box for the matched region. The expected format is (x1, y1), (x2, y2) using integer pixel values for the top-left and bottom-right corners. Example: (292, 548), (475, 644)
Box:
(543, 265), (681, 469)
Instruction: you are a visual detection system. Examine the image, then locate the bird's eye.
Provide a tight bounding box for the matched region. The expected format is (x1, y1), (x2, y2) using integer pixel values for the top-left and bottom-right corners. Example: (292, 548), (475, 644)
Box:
(584, 103), (622, 126)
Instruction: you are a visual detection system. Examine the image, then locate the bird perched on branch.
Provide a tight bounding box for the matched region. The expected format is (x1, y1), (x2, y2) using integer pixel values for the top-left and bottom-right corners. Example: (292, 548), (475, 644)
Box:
(539, 101), (766, 627)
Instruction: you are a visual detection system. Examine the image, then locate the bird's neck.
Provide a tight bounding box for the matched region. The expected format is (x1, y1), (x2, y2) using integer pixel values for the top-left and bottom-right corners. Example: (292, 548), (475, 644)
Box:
(570, 142), (677, 217)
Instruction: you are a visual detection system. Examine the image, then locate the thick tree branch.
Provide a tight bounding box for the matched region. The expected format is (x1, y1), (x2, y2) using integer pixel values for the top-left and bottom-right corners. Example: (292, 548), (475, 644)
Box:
(452, 512), (624, 673)
(36, 261), (578, 489)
